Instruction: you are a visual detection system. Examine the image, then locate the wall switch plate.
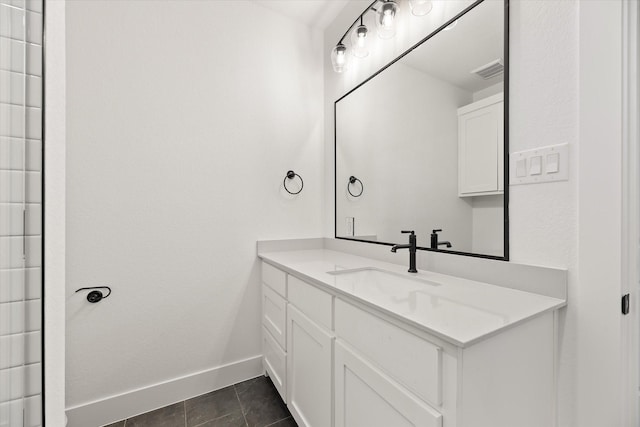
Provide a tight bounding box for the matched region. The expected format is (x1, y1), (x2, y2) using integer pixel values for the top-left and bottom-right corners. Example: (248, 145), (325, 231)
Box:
(346, 217), (354, 236)
(510, 143), (569, 185)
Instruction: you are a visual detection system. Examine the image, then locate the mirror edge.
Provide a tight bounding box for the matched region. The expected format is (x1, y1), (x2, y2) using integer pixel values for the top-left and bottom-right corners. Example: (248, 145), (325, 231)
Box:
(503, 0), (510, 261)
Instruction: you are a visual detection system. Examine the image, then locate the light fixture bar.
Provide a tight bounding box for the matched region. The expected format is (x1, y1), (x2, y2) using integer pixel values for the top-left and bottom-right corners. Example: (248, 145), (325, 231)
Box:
(337, 0), (379, 45)
(332, 0), (432, 73)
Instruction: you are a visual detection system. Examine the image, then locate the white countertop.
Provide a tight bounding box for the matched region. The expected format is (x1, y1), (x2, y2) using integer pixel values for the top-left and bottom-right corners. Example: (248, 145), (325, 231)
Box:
(258, 249), (566, 347)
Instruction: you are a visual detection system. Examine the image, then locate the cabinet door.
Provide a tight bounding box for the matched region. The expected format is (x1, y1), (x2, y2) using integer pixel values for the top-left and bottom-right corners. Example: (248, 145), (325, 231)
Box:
(287, 305), (333, 427)
(458, 100), (503, 196)
(335, 299), (442, 406)
(334, 341), (442, 427)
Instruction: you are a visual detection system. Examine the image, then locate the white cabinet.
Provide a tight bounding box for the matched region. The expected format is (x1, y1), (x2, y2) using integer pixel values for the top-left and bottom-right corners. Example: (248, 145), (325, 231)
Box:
(261, 262), (334, 427)
(261, 261), (556, 427)
(287, 305), (333, 427)
(333, 299), (555, 427)
(458, 93), (504, 196)
(288, 275), (332, 331)
(334, 299), (442, 406)
(334, 340), (442, 427)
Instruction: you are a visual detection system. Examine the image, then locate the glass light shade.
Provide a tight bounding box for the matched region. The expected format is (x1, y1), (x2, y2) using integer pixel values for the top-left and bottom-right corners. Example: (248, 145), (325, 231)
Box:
(350, 24), (370, 58)
(408, 0), (433, 16)
(331, 44), (349, 73)
(376, 0), (399, 39)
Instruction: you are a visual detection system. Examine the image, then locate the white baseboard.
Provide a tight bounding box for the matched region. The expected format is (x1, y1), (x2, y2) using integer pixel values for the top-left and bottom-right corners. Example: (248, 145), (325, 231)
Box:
(65, 355), (263, 427)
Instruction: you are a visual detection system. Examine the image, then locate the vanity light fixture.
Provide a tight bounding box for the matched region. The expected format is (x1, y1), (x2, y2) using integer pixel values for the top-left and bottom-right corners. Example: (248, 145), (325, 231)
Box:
(408, 0), (433, 17)
(331, 43), (349, 73)
(331, 0), (433, 73)
(350, 17), (370, 58)
(376, 0), (399, 39)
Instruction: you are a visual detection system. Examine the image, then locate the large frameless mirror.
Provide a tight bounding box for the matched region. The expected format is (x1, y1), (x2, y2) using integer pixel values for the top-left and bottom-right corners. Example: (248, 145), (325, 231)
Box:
(335, 0), (508, 260)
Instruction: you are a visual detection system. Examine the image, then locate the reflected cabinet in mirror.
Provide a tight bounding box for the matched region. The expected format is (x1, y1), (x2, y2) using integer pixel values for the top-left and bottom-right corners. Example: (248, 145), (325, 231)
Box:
(335, 0), (508, 260)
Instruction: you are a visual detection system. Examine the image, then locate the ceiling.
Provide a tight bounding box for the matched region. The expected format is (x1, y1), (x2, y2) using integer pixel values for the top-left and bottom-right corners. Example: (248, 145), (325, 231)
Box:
(400, 0), (504, 93)
(251, 0), (352, 30)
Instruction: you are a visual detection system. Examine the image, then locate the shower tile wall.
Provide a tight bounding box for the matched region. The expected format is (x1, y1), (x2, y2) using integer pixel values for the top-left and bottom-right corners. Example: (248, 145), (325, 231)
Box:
(0, 0), (43, 426)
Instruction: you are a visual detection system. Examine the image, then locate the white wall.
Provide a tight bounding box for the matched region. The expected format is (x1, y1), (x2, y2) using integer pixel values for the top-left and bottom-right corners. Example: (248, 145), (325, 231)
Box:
(508, 2), (578, 425)
(336, 61), (474, 249)
(472, 82), (503, 102)
(65, 1), (324, 424)
(470, 195), (503, 256)
(576, 2), (624, 426)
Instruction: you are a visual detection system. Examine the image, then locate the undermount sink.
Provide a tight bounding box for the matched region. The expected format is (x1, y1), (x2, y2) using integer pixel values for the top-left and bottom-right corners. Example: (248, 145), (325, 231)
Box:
(327, 267), (441, 287)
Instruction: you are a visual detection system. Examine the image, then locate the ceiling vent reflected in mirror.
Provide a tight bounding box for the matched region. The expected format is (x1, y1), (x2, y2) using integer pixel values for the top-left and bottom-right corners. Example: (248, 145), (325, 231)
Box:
(471, 59), (504, 80)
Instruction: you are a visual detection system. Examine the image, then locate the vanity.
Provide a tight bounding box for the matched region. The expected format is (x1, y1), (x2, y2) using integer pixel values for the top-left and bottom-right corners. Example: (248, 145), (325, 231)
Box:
(261, 1), (565, 425)
(258, 246), (565, 427)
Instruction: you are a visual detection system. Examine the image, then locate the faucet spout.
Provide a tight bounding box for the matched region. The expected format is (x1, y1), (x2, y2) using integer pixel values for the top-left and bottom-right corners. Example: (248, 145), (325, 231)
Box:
(431, 229), (453, 249)
(390, 231), (418, 273)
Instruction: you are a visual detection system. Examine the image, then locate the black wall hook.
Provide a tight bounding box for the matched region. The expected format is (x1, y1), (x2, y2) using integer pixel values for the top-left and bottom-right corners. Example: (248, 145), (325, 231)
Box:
(348, 176), (364, 197)
(75, 286), (112, 303)
(284, 170), (304, 195)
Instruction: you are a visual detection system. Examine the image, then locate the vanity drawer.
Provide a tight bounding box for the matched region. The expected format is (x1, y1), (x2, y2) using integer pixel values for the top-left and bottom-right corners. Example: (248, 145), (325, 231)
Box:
(262, 262), (287, 297)
(263, 327), (287, 402)
(335, 299), (442, 406)
(262, 284), (287, 349)
(287, 275), (332, 331)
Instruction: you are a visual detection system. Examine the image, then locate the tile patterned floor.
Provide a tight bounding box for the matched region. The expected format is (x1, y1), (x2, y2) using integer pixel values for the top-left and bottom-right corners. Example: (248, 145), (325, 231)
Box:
(103, 376), (296, 427)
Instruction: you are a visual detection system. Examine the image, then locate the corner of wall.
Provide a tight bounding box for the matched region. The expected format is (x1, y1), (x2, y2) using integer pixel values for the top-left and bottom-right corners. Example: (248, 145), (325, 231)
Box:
(44, 0), (66, 424)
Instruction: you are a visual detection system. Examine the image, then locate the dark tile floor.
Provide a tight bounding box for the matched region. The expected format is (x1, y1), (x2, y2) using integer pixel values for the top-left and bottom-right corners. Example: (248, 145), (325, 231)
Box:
(103, 376), (297, 427)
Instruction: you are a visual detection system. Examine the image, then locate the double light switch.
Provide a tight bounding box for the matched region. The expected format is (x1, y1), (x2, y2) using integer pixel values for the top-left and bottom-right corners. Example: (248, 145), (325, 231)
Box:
(510, 143), (569, 185)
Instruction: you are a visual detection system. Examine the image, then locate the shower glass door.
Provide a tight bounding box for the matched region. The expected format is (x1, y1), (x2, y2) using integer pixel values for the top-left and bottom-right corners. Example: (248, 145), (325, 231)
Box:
(0, 0), (43, 426)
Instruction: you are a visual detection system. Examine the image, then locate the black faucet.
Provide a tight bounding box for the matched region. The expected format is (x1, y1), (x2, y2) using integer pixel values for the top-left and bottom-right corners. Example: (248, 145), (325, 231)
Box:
(430, 229), (452, 249)
(390, 230), (418, 273)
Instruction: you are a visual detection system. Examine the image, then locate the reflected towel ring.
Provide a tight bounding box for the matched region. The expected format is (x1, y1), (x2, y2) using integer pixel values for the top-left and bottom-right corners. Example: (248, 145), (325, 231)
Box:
(348, 176), (364, 197)
(284, 170), (304, 195)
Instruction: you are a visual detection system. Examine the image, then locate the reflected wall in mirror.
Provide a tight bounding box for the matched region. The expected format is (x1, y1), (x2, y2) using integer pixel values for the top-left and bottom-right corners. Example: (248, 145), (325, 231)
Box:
(335, 0), (507, 259)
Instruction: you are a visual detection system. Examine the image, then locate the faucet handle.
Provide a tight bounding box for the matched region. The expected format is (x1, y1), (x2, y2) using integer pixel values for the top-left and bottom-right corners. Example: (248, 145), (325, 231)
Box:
(401, 230), (415, 235)
(432, 229), (442, 234)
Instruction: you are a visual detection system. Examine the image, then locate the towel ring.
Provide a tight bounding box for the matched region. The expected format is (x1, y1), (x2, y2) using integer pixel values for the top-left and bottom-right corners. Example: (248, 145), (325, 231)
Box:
(348, 176), (364, 197)
(284, 170), (304, 195)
